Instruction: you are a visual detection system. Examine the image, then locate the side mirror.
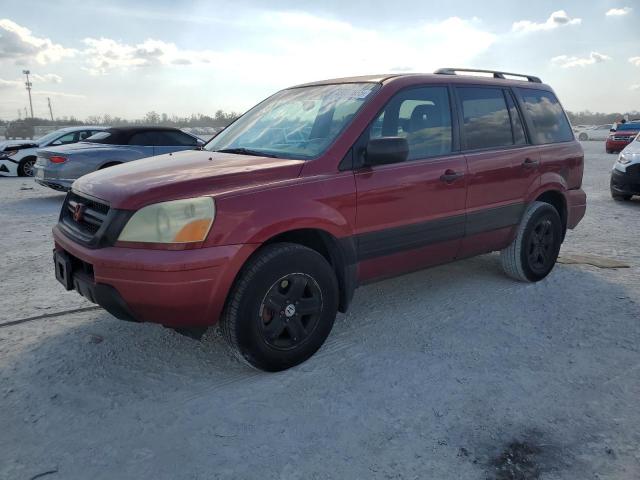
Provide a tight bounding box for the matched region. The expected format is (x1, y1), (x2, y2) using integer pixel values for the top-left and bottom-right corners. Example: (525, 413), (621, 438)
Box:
(365, 137), (409, 166)
(610, 128), (616, 132)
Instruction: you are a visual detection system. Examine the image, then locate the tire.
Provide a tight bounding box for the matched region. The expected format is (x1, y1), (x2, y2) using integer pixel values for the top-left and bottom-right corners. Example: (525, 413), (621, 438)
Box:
(221, 243), (339, 371)
(500, 201), (563, 282)
(606, 149), (613, 154)
(578, 133), (588, 141)
(611, 190), (632, 201)
(17, 157), (36, 177)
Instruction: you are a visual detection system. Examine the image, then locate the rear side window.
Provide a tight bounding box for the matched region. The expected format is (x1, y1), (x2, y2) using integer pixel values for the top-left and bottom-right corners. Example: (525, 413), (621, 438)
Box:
(129, 132), (160, 146)
(369, 86), (452, 160)
(156, 130), (198, 146)
(517, 89), (573, 144)
(457, 87), (513, 150)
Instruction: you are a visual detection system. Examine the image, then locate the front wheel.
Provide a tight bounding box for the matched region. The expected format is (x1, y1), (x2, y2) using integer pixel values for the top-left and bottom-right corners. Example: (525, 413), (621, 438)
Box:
(17, 157), (36, 177)
(500, 202), (563, 282)
(221, 243), (339, 371)
(578, 133), (588, 141)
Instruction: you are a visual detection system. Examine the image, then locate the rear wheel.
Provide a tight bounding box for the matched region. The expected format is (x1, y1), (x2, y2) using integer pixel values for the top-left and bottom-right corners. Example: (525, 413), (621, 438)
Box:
(221, 243), (339, 371)
(17, 157), (36, 177)
(500, 202), (563, 282)
(578, 133), (588, 141)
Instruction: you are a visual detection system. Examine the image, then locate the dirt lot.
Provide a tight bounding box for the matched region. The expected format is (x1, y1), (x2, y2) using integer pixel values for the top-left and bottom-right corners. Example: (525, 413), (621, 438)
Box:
(1, 141), (638, 479)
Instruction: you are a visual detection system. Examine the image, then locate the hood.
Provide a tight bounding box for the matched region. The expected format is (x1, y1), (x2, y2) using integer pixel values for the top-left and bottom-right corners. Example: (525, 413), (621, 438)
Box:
(74, 149), (305, 209)
(0, 140), (38, 151)
(621, 138), (640, 155)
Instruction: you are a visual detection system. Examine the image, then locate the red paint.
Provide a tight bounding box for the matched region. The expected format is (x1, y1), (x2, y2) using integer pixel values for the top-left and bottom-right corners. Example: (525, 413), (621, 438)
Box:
(57, 73), (587, 327)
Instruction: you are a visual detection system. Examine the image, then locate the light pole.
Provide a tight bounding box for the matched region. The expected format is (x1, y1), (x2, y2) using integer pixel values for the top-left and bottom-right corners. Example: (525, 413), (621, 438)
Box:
(22, 70), (34, 118)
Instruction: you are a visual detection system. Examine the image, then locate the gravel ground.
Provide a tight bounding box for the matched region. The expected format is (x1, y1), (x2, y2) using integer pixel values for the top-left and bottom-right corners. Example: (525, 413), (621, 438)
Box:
(1, 141), (638, 479)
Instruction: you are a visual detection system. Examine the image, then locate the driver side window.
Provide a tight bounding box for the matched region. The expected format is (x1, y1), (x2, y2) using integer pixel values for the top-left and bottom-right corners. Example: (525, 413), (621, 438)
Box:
(369, 86), (452, 160)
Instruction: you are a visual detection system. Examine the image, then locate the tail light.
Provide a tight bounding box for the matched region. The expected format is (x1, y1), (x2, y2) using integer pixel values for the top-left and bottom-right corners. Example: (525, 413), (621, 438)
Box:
(49, 156), (67, 164)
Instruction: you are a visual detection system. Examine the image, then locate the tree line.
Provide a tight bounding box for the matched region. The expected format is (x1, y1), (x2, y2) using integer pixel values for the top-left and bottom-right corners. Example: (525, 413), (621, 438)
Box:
(2, 109), (639, 128)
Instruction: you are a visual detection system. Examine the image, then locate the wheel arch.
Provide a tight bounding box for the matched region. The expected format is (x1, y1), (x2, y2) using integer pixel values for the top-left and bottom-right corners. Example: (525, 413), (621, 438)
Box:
(99, 161), (122, 170)
(260, 228), (357, 313)
(534, 189), (568, 239)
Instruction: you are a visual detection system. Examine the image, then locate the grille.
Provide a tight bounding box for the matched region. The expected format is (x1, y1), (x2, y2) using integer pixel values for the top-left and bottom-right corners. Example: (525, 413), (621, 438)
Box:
(627, 163), (640, 178)
(60, 192), (110, 242)
(613, 135), (634, 141)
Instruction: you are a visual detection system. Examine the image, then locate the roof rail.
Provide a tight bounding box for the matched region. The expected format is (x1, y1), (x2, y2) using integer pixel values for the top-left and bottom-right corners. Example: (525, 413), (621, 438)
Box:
(434, 68), (542, 83)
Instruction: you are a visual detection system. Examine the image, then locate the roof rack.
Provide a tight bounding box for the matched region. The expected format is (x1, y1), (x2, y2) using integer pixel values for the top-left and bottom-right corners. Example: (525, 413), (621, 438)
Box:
(434, 68), (542, 83)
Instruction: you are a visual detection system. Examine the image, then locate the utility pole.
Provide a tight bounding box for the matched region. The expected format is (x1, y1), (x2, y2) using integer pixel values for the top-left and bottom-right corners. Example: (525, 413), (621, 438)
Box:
(22, 70), (34, 118)
(17, 109), (21, 119)
(24, 107), (28, 119)
(47, 97), (54, 122)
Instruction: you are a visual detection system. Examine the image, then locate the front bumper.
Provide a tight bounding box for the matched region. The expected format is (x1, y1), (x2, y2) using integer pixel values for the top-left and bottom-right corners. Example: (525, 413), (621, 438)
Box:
(606, 139), (633, 151)
(611, 168), (640, 196)
(0, 158), (18, 176)
(53, 225), (258, 327)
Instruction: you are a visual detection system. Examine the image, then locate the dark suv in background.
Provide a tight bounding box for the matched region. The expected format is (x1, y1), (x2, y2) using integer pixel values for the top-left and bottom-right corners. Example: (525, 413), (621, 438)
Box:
(5, 120), (35, 140)
(52, 68), (586, 371)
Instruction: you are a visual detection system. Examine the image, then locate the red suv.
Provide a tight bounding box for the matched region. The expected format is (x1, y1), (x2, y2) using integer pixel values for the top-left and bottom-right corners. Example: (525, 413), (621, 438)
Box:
(53, 69), (586, 371)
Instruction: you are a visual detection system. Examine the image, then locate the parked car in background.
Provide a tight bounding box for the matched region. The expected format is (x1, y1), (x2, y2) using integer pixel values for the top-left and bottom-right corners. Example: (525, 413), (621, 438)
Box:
(34, 127), (205, 191)
(51, 69), (586, 371)
(611, 132), (640, 200)
(574, 124), (612, 141)
(606, 122), (640, 153)
(5, 120), (35, 140)
(0, 126), (106, 177)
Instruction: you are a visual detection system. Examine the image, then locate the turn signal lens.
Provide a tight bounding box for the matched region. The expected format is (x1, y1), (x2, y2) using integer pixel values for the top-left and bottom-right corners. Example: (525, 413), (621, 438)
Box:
(49, 156), (67, 164)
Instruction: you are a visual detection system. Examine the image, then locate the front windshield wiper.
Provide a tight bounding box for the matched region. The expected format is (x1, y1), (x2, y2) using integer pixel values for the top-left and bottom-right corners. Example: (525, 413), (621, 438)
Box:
(215, 147), (278, 158)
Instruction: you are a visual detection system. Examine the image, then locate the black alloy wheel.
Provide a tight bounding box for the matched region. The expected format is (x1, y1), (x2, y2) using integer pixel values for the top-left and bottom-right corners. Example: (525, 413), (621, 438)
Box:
(259, 273), (323, 350)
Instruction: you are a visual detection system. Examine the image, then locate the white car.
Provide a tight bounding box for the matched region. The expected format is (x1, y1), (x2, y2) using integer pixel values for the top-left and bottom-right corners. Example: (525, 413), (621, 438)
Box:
(0, 126), (106, 177)
(610, 131), (640, 200)
(574, 124), (613, 141)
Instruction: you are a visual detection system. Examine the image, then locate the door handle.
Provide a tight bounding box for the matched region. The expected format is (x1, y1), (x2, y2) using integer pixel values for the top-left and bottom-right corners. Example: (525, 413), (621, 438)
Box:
(440, 169), (464, 183)
(522, 158), (539, 168)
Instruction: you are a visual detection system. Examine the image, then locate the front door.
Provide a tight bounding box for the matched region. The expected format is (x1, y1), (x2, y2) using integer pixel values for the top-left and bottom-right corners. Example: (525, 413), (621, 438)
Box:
(353, 85), (468, 282)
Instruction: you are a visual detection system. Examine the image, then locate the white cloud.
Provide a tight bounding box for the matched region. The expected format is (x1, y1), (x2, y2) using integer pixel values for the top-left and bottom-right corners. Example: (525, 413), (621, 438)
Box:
(0, 18), (75, 64)
(31, 73), (62, 83)
(0, 78), (21, 89)
(80, 13), (497, 82)
(631, 84), (640, 91)
(512, 10), (581, 34)
(606, 7), (632, 16)
(551, 52), (611, 68)
(629, 56), (640, 67)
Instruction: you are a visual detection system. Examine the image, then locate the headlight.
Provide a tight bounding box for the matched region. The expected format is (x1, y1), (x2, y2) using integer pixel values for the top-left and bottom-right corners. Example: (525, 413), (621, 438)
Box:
(118, 197), (215, 244)
(618, 153), (632, 165)
(0, 150), (18, 159)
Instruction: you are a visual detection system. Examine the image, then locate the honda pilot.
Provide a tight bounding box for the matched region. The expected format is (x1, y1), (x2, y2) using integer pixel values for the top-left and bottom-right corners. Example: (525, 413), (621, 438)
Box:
(52, 68), (586, 371)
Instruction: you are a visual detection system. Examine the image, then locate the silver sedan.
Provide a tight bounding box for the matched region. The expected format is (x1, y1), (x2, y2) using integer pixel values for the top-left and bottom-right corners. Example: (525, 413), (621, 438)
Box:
(33, 127), (205, 191)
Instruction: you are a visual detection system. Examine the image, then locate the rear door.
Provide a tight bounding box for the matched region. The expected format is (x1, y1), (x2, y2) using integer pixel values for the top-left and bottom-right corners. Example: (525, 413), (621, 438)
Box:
(353, 85), (468, 282)
(152, 130), (200, 155)
(455, 86), (540, 257)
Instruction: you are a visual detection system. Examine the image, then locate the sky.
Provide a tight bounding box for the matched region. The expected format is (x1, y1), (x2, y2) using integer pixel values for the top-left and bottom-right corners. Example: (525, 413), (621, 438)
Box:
(0, 0), (638, 120)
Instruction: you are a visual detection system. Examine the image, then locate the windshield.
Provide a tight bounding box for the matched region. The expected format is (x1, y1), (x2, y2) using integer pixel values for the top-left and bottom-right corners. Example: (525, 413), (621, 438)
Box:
(37, 129), (70, 145)
(205, 83), (380, 159)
